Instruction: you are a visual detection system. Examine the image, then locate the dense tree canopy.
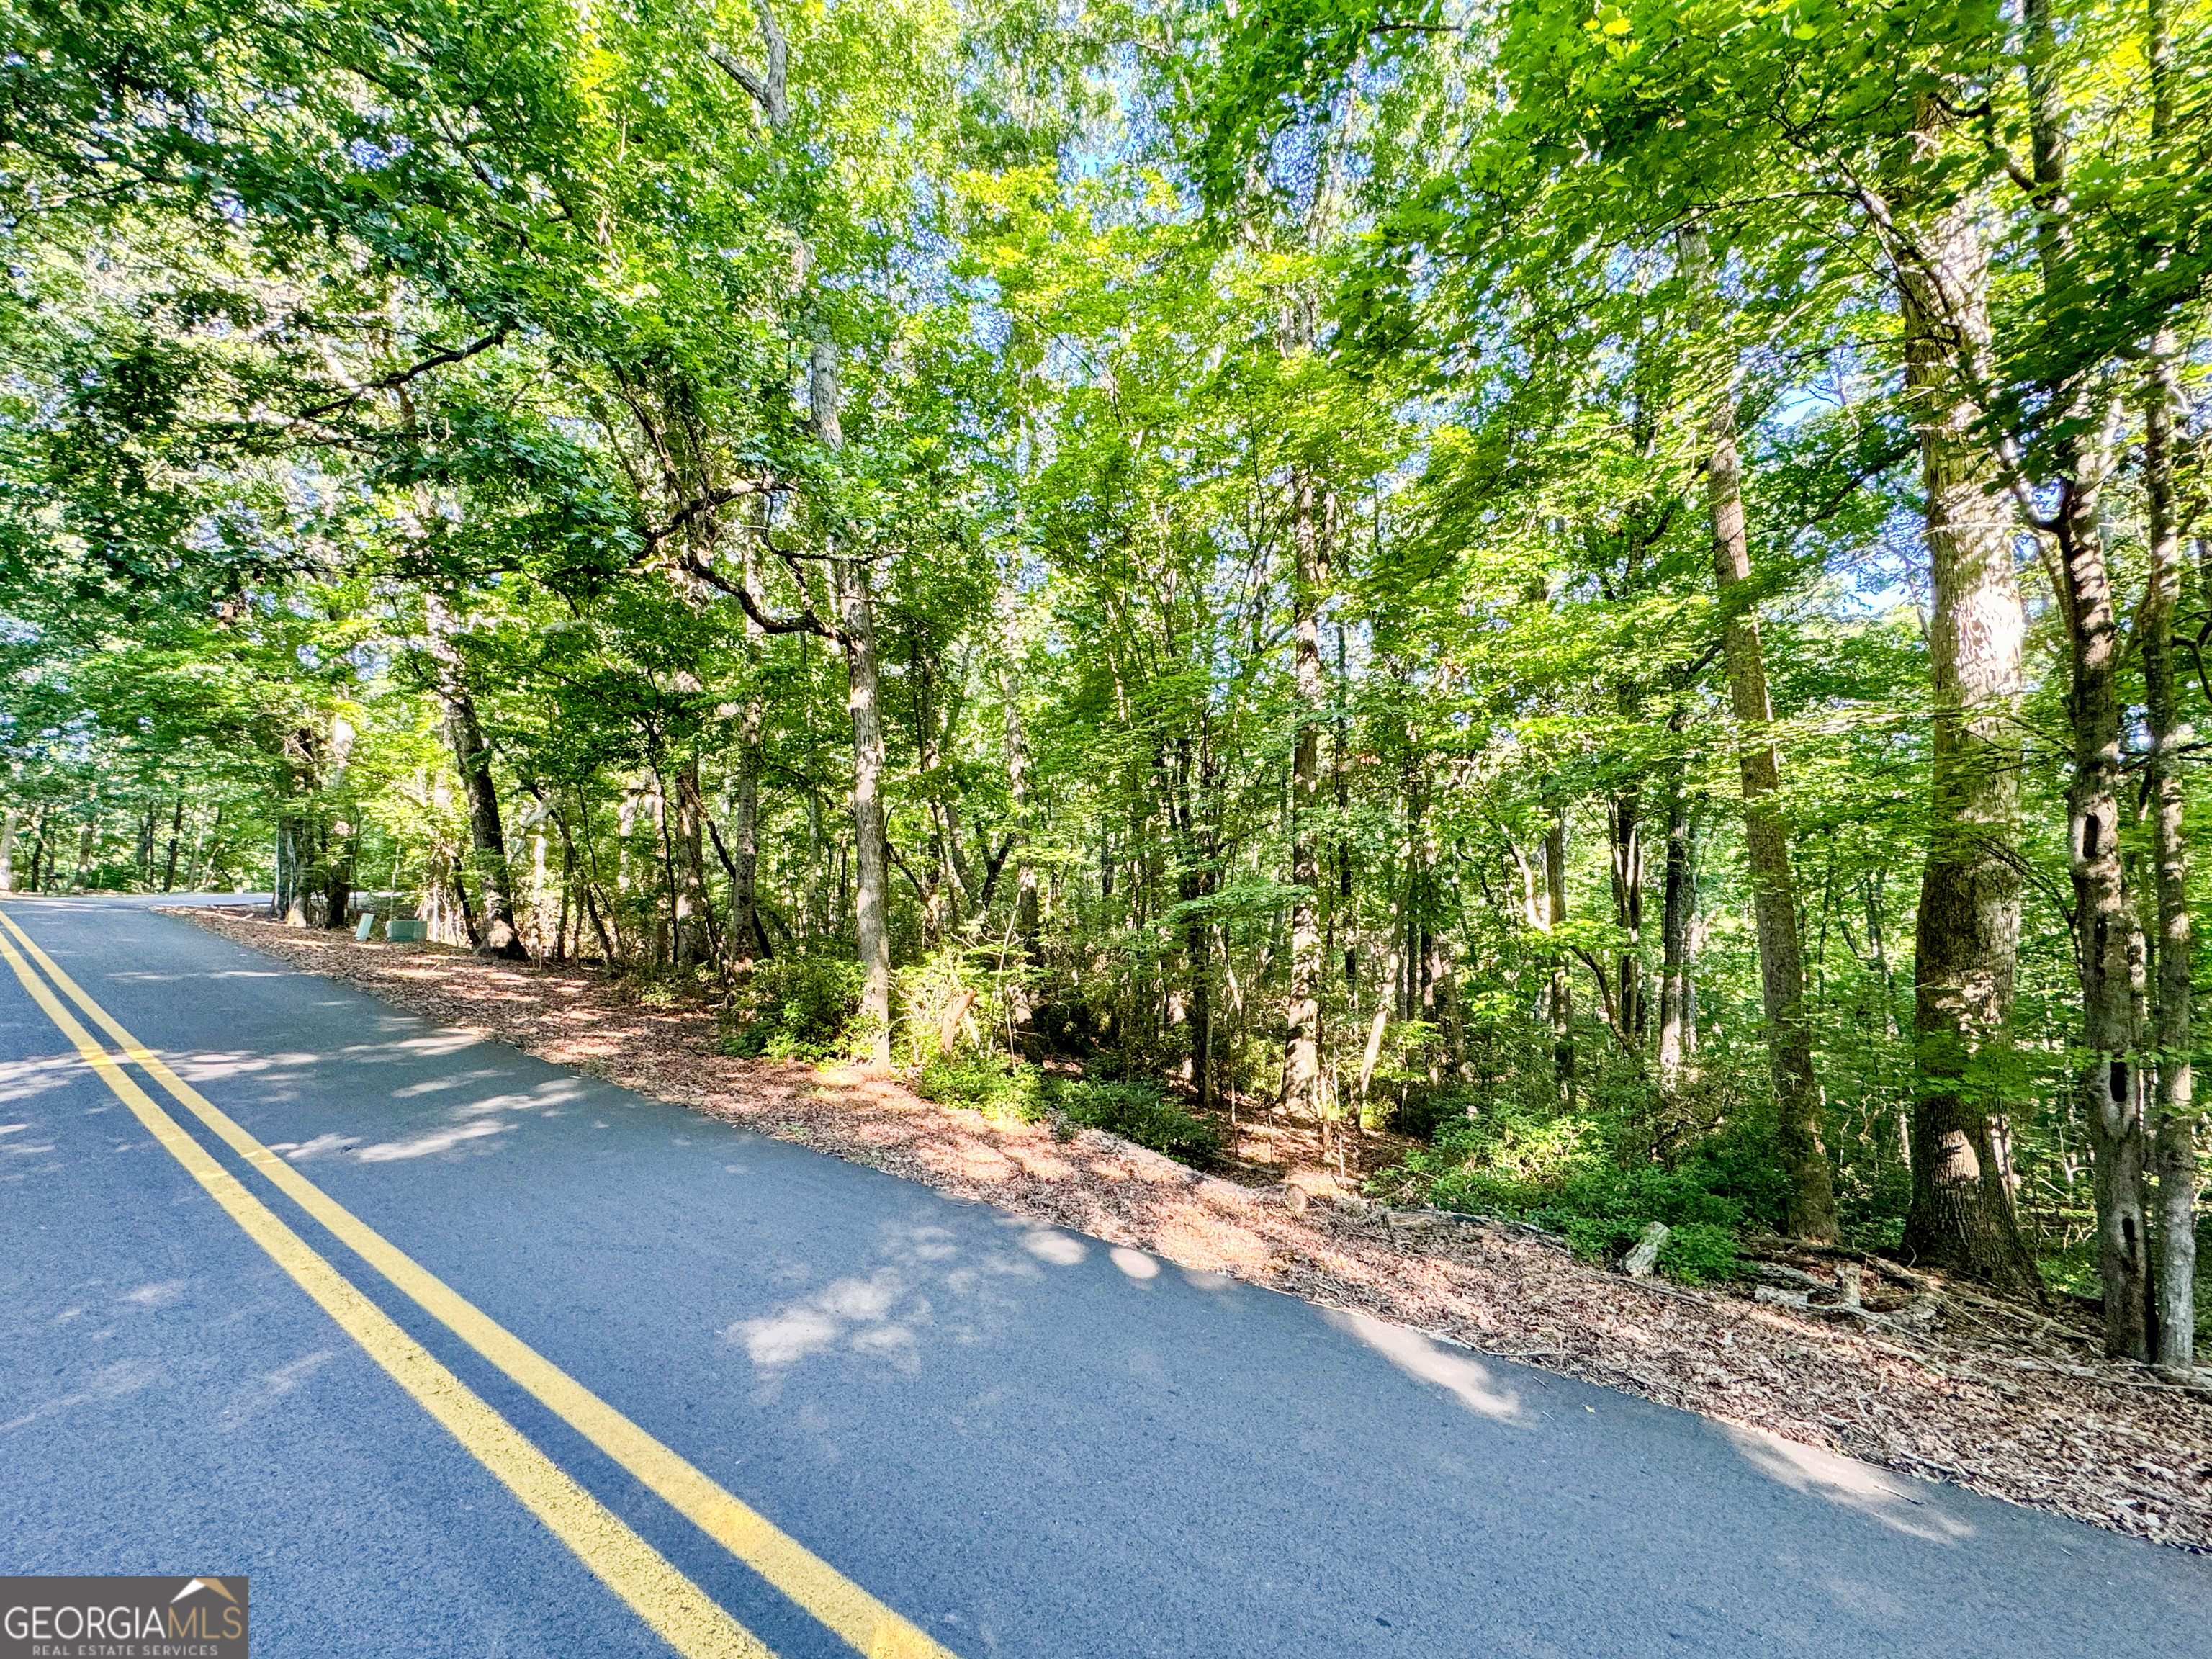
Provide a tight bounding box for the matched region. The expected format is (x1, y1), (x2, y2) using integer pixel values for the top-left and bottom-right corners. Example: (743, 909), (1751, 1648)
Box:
(4, 0), (2207, 1360)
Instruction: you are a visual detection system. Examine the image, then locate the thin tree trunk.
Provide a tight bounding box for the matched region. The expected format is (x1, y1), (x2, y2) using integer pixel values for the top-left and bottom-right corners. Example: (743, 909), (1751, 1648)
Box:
(1285, 464), (1325, 1120)
(0, 806), (15, 892)
(1544, 793), (1573, 1098)
(1681, 221), (1838, 1242)
(671, 755), (714, 968)
(2144, 356), (2195, 1369)
(276, 814), (307, 925)
(1000, 563), (1040, 973)
(425, 595), (527, 958)
(811, 341), (894, 1064)
(1657, 729), (1699, 1094)
(1608, 781), (1645, 1043)
(74, 812), (98, 891)
(731, 621), (770, 967)
(159, 794), (184, 891)
(2142, 0), (2196, 1377)
(193, 804), (220, 891)
(1892, 170), (2041, 1293)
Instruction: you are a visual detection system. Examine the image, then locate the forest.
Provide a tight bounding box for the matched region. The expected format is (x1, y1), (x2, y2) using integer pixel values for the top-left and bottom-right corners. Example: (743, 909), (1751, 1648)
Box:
(3, 0), (2208, 1367)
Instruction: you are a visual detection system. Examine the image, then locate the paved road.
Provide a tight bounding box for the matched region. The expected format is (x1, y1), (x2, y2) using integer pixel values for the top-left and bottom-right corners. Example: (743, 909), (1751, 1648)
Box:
(3, 894), (2206, 1658)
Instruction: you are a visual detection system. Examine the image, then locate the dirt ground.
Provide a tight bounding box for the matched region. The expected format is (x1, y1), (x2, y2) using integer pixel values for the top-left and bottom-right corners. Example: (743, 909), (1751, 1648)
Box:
(170, 909), (2212, 1551)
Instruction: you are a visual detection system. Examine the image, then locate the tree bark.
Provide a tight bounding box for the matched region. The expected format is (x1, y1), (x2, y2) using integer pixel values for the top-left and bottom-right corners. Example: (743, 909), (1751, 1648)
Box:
(2022, 0), (2149, 1357)
(1680, 221), (1838, 1242)
(425, 594), (527, 959)
(671, 755), (716, 968)
(159, 795), (184, 891)
(1000, 564), (1040, 967)
(1656, 725), (1699, 1094)
(275, 814), (306, 924)
(1285, 463), (1325, 1120)
(0, 806), (15, 892)
(731, 665), (770, 966)
(811, 341), (894, 1064)
(2144, 347), (2195, 1370)
(2141, 0), (2196, 1377)
(1607, 775), (1646, 1043)
(1544, 793), (1573, 1097)
(1891, 177), (2042, 1293)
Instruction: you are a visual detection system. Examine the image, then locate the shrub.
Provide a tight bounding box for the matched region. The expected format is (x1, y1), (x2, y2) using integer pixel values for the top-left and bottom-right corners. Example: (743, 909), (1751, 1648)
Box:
(1054, 1077), (1223, 1164)
(1374, 1102), (1785, 1284)
(722, 957), (866, 1061)
(917, 1051), (1047, 1122)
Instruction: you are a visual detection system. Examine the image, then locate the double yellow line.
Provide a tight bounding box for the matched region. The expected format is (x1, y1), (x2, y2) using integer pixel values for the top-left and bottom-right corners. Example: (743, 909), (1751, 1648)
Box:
(0, 909), (954, 1659)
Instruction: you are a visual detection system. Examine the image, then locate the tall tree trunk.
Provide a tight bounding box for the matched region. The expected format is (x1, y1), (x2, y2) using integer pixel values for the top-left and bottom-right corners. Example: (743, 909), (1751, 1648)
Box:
(1607, 773), (1645, 1042)
(321, 827), (354, 930)
(1543, 793), (1573, 1098)
(671, 755), (715, 968)
(811, 342), (893, 1064)
(2142, 0), (2196, 1377)
(275, 812), (308, 924)
(999, 565), (1040, 970)
(838, 557), (893, 1060)
(1656, 729), (1699, 1094)
(726, 603), (770, 967)
(193, 804), (220, 891)
(2144, 361), (2195, 1370)
(0, 806), (15, 892)
(1285, 464), (1325, 1120)
(1892, 178), (2041, 1293)
(159, 795), (184, 891)
(1681, 221), (1838, 1242)
(2023, 0), (2149, 1356)
(731, 670), (770, 966)
(425, 595), (528, 959)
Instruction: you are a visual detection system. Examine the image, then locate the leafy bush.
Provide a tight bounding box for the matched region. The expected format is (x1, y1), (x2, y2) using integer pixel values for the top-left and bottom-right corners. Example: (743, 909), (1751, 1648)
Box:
(722, 957), (866, 1061)
(1055, 1077), (1223, 1164)
(1375, 1103), (1786, 1283)
(894, 940), (1030, 1066)
(916, 1051), (1047, 1122)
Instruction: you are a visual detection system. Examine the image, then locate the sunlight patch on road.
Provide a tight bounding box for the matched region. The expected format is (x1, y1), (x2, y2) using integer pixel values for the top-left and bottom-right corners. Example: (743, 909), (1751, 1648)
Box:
(1328, 1309), (1526, 1426)
(1021, 1228), (1087, 1267)
(1110, 1247), (1161, 1280)
(354, 1120), (511, 1161)
(1722, 1422), (1974, 1544)
(392, 1067), (513, 1097)
(733, 1267), (930, 1375)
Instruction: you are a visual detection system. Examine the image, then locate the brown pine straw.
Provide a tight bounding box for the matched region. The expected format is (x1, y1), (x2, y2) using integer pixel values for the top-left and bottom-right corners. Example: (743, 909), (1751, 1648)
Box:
(170, 909), (2212, 1550)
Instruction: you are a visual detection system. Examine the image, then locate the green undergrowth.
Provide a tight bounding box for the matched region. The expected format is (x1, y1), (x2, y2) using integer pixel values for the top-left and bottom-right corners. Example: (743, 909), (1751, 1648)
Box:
(914, 1055), (1223, 1165)
(1374, 1100), (1791, 1284)
(720, 957), (868, 1061)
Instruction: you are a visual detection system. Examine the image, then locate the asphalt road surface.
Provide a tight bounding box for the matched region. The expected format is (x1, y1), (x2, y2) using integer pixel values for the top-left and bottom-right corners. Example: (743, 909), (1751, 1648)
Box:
(4, 894), (2207, 1658)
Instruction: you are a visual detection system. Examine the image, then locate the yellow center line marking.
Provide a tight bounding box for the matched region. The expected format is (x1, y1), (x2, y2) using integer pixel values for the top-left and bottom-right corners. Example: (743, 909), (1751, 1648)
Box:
(0, 922), (774, 1659)
(0, 909), (958, 1659)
